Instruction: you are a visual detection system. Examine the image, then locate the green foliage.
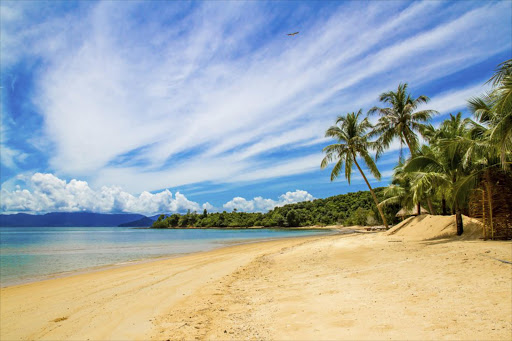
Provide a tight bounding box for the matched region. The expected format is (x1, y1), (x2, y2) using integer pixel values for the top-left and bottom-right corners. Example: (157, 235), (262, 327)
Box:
(286, 210), (299, 227)
(344, 207), (372, 226)
(151, 189), (393, 228)
(369, 82), (438, 158)
(320, 110), (389, 228)
(384, 59), (512, 234)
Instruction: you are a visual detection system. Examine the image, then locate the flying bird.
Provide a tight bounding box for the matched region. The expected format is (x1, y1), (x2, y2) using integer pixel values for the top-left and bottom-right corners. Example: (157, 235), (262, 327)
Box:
(287, 32), (299, 36)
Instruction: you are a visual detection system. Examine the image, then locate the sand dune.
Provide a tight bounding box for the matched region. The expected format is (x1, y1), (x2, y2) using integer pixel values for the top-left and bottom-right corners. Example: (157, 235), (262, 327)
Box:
(1, 219), (511, 340)
(387, 214), (484, 241)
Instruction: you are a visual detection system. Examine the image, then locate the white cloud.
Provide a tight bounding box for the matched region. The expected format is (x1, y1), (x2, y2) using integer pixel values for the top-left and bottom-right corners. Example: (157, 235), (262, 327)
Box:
(223, 189), (315, 212)
(0, 111), (28, 169)
(0, 145), (28, 169)
(0, 173), (201, 215)
(0, 173), (315, 215)
(202, 202), (214, 211)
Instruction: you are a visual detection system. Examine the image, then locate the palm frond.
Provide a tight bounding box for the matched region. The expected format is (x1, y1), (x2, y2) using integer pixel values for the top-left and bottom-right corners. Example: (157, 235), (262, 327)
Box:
(361, 150), (381, 180)
(330, 159), (344, 182)
(404, 156), (443, 173)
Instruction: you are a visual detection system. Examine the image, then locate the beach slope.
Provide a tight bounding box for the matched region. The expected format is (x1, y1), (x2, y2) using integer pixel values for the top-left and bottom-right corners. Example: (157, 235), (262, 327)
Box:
(1, 225), (511, 340)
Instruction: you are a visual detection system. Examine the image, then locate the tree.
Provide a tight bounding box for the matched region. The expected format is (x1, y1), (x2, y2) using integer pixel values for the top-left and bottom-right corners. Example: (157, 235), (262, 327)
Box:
(286, 210), (299, 227)
(378, 160), (416, 214)
(321, 110), (389, 228)
(404, 114), (475, 235)
(369, 83), (437, 158)
(468, 59), (512, 171)
(168, 213), (180, 227)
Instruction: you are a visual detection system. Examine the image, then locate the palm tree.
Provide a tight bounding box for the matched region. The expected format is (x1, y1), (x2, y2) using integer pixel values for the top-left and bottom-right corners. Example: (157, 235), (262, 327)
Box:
(378, 160), (414, 214)
(321, 110), (389, 228)
(404, 114), (477, 235)
(369, 83), (438, 158)
(380, 155), (435, 217)
(469, 59), (512, 170)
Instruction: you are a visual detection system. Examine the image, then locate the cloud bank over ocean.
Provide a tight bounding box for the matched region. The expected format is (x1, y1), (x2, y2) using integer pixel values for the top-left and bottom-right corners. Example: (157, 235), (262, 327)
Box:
(0, 173), (314, 215)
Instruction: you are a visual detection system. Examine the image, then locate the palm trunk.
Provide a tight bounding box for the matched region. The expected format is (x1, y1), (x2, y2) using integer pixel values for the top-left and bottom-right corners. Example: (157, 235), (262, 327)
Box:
(352, 154), (389, 229)
(404, 136), (415, 157)
(484, 171), (494, 239)
(481, 189), (487, 240)
(442, 196), (447, 215)
(427, 198), (435, 215)
(417, 202), (421, 215)
(455, 203), (463, 236)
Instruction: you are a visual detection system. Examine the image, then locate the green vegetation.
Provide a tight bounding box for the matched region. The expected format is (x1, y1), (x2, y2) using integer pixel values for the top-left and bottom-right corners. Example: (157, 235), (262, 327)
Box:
(320, 110), (389, 228)
(381, 59), (511, 236)
(369, 83), (437, 158)
(401, 60), (511, 235)
(321, 59), (510, 236)
(152, 188), (398, 228)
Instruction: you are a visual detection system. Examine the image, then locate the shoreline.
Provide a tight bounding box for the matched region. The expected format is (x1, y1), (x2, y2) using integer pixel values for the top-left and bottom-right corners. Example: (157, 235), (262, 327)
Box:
(0, 227), (345, 289)
(2, 230), (510, 340)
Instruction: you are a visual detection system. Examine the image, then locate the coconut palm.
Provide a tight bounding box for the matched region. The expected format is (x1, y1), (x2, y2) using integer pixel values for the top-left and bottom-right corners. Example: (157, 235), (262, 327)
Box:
(320, 110), (389, 228)
(378, 160), (413, 213)
(404, 114), (478, 235)
(380, 154), (435, 217)
(469, 59), (512, 170)
(488, 58), (512, 86)
(369, 83), (438, 158)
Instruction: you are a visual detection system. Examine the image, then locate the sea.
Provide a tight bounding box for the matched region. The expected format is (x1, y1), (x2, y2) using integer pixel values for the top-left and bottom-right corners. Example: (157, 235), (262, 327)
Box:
(0, 226), (331, 287)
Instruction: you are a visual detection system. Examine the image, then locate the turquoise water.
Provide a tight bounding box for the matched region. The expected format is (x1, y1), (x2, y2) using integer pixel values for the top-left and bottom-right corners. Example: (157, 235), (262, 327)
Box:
(0, 226), (329, 286)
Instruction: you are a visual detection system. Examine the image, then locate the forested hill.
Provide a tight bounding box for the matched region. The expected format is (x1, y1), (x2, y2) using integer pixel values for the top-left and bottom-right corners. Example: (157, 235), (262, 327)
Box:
(153, 188), (399, 228)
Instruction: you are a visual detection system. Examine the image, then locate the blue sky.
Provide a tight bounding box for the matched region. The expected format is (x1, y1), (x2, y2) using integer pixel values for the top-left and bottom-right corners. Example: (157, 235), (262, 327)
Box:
(1, 0), (511, 215)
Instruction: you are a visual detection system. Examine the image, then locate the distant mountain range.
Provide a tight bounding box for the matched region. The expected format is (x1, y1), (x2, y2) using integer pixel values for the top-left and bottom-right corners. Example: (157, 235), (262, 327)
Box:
(0, 212), (158, 227)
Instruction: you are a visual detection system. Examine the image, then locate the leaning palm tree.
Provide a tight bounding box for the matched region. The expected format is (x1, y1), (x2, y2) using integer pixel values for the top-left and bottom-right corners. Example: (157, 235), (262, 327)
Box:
(369, 83), (438, 158)
(321, 110), (389, 228)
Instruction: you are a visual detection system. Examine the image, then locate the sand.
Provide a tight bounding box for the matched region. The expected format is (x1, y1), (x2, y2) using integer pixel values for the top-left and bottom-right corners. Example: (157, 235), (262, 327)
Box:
(1, 217), (511, 340)
(387, 214), (485, 241)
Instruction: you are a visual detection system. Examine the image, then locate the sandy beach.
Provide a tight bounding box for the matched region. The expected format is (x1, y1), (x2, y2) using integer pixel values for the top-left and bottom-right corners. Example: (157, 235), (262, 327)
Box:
(1, 218), (511, 340)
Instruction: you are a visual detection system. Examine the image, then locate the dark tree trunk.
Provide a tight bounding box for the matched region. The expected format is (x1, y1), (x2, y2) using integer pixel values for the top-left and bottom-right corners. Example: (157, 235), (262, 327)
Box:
(455, 205), (463, 236)
(417, 202), (421, 215)
(352, 153), (389, 229)
(442, 196), (447, 215)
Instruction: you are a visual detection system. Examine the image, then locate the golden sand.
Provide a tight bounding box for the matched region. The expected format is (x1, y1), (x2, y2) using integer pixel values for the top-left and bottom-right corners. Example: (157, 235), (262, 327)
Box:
(1, 216), (511, 340)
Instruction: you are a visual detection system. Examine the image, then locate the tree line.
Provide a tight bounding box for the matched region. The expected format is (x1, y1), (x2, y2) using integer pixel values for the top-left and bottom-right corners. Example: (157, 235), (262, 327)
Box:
(152, 188), (399, 228)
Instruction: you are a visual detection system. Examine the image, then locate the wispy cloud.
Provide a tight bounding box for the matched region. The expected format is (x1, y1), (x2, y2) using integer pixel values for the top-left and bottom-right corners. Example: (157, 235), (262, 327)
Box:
(424, 81), (492, 117)
(1, 1), (510, 201)
(0, 112), (28, 169)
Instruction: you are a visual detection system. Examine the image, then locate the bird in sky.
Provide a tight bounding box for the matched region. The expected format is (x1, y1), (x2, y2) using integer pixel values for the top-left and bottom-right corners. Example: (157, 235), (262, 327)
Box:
(287, 32), (299, 36)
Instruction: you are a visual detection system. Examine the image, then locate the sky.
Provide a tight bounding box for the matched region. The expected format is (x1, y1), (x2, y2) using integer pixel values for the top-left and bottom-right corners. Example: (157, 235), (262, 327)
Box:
(1, 0), (511, 215)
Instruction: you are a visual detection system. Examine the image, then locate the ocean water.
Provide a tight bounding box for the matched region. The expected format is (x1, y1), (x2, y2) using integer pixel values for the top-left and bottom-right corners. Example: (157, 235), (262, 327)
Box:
(0, 226), (329, 286)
